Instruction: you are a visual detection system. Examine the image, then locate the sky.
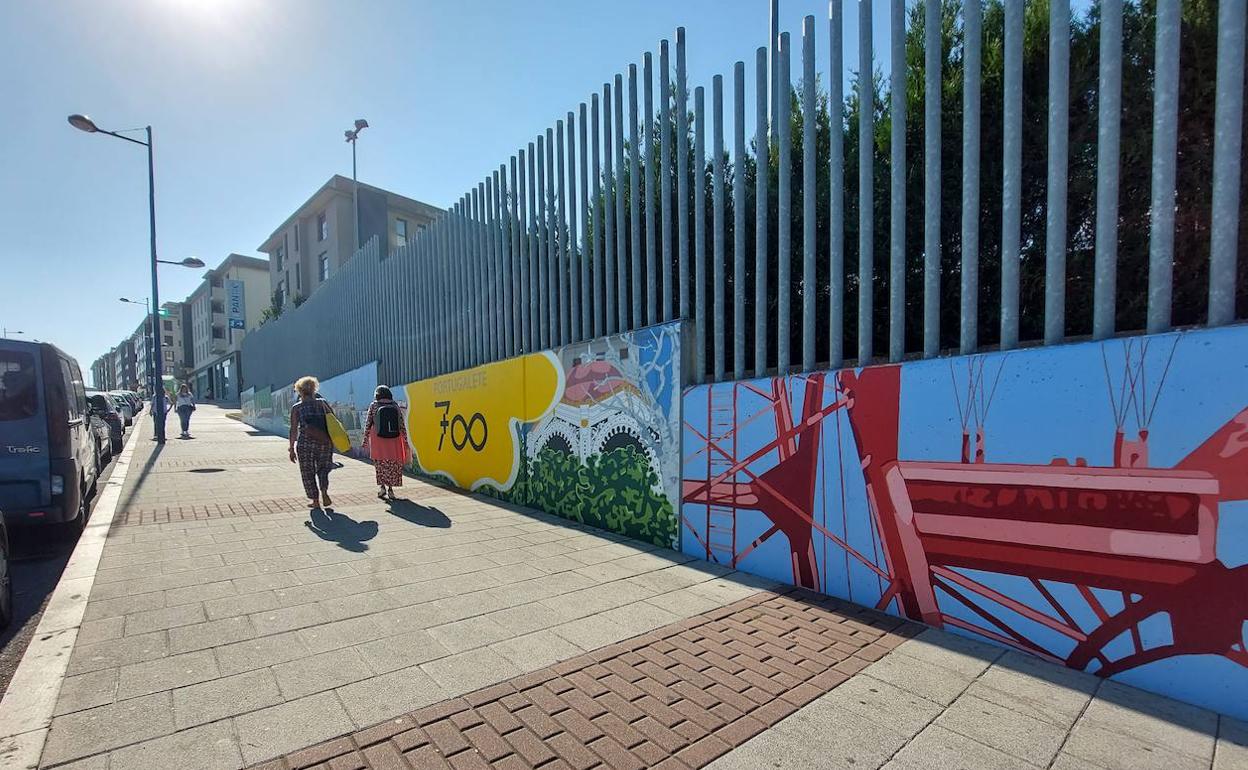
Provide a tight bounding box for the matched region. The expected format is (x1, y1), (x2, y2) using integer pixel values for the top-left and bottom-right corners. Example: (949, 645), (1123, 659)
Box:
(0, 0), (902, 373)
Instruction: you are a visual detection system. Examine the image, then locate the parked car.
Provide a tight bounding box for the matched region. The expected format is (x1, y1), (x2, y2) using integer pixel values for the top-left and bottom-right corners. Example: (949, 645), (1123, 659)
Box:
(0, 339), (100, 532)
(87, 390), (124, 455)
(0, 513), (10, 629)
(109, 391), (134, 426)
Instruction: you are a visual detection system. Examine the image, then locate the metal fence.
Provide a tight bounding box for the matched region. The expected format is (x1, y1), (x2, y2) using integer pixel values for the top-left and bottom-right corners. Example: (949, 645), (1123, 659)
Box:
(242, 0), (1246, 393)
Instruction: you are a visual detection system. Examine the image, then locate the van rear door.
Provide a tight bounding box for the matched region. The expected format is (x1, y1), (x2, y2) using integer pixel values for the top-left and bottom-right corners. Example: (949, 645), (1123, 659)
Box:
(0, 345), (50, 511)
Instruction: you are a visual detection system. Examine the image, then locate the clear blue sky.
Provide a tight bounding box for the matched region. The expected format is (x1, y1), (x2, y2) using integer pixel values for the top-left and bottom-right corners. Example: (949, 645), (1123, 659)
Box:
(0, 0), (901, 373)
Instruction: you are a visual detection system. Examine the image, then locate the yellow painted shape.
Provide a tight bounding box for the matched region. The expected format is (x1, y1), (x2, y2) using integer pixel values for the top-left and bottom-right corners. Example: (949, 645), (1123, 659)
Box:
(401, 352), (562, 491)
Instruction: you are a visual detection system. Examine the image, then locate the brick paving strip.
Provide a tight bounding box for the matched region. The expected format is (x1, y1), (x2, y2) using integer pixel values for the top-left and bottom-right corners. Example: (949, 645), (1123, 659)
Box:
(248, 588), (921, 770)
(113, 488), (445, 527)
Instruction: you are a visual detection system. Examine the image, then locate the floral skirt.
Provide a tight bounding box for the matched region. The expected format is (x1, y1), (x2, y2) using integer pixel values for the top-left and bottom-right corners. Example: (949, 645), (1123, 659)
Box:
(375, 459), (404, 487)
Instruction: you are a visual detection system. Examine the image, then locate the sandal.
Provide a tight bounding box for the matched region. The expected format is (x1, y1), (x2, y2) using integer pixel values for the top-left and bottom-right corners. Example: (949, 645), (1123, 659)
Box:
(377, 487), (387, 499)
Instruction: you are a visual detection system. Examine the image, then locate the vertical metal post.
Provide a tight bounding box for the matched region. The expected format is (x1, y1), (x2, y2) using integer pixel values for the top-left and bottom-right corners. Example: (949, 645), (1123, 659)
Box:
(677, 28), (691, 321)
(531, 141), (541, 349)
(829, 1), (844, 369)
(802, 15), (817, 373)
(519, 148), (531, 353)
(483, 178), (495, 362)
(629, 64), (643, 332)
(537, 132), (549, 349)
(734, 60), (747, 381)
(960, 0), (981, 355)
(889, 0), (906, 362)
(644, 52), (657, 327)
(778, 31), (792, 375)
(1093, 0), (1123, 340)
(770, 0), (780, 140)
(712, 75), (726, 382)
(694, 85), (707, 384)
(755, 46), (770, 377)
(593, 94), (604, 337)
(495, 167), (507, 359)
(1045, 0), (1070, 344)
(661, 39), (674, 323)
(473, 184), (485, 365)
(557, 120), (569, 345)
(859, 2), (873, 364)
(580, 102), (592, 338)
(1148, 0), (1180, 334)
(510, 155), (521, 354)
(615, 74), (628, 332)
(604, 82), (618, 335)
(923, 0), (940, 357)
(144, 127), (165, 441)
(1210, 0), (1246, 325)
(568, 111), (581, 343)
(1001, 0), (1022, 349)
(546, 129), (558, 346)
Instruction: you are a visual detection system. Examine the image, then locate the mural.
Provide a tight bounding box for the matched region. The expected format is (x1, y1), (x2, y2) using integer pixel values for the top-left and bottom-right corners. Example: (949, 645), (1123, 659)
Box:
(680, 324), (1248, 718)
(240, 387), (256, 423)
(317, 362), (379, 459)
(402, 322), (683, 547)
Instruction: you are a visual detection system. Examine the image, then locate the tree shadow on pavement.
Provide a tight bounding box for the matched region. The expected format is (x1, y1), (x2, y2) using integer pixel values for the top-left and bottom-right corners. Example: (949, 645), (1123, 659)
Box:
(387, 498), (452, 529)
(304, 508), (378, 552)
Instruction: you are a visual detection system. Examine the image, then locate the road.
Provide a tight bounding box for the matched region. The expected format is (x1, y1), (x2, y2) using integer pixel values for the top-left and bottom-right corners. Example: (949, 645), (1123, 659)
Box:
(0, 452), (121, 699)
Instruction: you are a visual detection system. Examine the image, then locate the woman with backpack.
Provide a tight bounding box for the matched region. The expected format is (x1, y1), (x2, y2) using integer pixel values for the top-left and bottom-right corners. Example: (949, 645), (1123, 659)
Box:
(362, 385), (410, 499)
(288, 376), (336, 508)
(174, 383), (196, 439)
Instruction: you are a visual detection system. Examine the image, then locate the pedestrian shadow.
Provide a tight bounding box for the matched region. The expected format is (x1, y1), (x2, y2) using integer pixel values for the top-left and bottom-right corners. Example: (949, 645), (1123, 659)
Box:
(386, 498), (452, 529)
(304, 508), (378, 552)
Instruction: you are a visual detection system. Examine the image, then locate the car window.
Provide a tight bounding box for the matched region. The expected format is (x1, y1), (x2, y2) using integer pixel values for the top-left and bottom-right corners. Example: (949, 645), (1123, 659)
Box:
(60, 358), (81, 421)
(88, 394), (111, 411)
(0, 350), (38, 421)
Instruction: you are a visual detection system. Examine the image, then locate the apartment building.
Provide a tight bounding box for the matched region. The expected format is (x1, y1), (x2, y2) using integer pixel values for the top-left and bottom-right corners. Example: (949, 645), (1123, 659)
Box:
(258, 175), (441, 309)
(186, 253), (269, 401)
(91, 352), (116, 391)
(113, 338), (137, 392)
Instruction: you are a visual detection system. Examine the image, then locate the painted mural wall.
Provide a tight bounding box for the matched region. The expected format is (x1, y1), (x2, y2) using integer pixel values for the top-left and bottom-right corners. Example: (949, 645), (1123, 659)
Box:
(680, 323), (1248, 719)
(401, 322), (683, 547)
(240, 362), (378, 449)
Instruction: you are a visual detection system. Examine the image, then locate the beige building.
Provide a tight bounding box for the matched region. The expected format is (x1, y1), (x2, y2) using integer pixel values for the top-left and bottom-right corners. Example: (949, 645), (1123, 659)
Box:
(186, 254), (270, 401)
(257, 174), (441, 308)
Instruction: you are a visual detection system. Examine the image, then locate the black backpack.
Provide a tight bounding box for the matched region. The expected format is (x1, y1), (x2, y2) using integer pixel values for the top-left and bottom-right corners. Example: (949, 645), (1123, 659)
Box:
(376, 402), (401, 439)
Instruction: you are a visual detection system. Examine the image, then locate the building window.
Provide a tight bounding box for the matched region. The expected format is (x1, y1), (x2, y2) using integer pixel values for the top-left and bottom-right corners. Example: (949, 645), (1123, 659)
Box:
(396, 219), (408, 247)
(275, 244), (284, 270)
(164, 350), (174, 362)
(294, 223), (300, 252)
(295, 264), (301, 291)
(317, 212), (328, 241)
(319, 254), (329, 281)
(211, 300), (224, 314)
(418, 223), (428, 233)
(163, 336), (173, 346)
(276, 280), (285, 306)
(211, 276), (223, 288)
(212, 327), (225, 340)
(162, 320), (173, 331)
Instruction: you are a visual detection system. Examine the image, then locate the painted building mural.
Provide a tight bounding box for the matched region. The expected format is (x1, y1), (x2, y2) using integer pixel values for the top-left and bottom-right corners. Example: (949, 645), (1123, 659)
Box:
(316, 362), (379, 459)
(680, 324), (1248, 719)
(401, 322), (683, 547)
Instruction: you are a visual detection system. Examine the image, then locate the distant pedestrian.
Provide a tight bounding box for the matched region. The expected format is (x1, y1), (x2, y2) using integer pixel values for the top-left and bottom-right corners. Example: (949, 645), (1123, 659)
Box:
(362, 386), (410, 499)
(288, 376), (335, 508)
(174, 383), (196, 439)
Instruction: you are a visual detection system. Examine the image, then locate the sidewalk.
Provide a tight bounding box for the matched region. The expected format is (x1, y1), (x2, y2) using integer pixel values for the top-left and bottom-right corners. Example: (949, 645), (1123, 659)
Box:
(23, 405), (1248, 769)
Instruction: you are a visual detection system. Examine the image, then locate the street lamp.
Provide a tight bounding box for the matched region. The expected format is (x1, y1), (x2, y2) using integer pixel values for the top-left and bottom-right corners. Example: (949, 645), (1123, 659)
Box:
(157, 256), (205, 268)
(119, 297), (154, 397)
(70, 112), (169, 441)
(344, 118), (368, 251)
(2, 328), (25, 338)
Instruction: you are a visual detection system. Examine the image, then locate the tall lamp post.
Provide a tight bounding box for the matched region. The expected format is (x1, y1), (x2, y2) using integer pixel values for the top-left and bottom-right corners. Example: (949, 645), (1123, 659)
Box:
(344, 119), (368, 250)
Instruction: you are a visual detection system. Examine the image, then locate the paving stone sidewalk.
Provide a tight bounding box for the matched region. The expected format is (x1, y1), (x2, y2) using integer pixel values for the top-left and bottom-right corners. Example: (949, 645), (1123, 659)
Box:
(33, 406), (1248, 769)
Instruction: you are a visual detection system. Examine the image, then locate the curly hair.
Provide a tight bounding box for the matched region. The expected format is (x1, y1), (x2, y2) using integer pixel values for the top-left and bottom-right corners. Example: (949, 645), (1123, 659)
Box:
(295, 376), (319, 397)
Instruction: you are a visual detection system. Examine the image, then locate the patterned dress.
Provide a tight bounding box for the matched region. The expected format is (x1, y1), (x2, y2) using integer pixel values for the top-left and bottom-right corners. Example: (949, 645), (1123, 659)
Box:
(364, 399), (410, 487)
(292, 396), (334, 500)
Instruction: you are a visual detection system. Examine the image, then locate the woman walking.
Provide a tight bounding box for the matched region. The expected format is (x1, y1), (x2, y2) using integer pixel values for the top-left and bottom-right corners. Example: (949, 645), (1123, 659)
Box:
(288, 376), (335, 508)
(174, 383), (196, 439)
(362, 386), (410, 499)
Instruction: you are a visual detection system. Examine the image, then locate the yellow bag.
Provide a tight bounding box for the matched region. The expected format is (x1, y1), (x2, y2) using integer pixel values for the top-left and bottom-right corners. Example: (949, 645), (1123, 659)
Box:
(326, 412), (351, 453)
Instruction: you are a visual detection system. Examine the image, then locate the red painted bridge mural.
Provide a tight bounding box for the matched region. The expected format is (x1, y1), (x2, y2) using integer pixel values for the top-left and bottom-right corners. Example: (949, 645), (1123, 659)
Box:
(680, 326), (1248, 717)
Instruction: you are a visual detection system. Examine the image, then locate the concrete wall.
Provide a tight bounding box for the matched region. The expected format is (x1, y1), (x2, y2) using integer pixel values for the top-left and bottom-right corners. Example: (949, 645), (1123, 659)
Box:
(680, 323), (1248, 720)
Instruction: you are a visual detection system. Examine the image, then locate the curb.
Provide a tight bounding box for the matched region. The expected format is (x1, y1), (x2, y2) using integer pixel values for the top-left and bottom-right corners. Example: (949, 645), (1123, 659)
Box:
(0, 418), (146, 769)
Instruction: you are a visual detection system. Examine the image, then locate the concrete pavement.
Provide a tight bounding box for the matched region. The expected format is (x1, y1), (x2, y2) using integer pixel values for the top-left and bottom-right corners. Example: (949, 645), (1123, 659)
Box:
(13, 405), (1246, 769)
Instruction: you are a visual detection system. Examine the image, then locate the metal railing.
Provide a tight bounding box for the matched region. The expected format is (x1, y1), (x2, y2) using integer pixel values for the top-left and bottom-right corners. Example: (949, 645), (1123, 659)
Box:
(242, 0), (1245, 393)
